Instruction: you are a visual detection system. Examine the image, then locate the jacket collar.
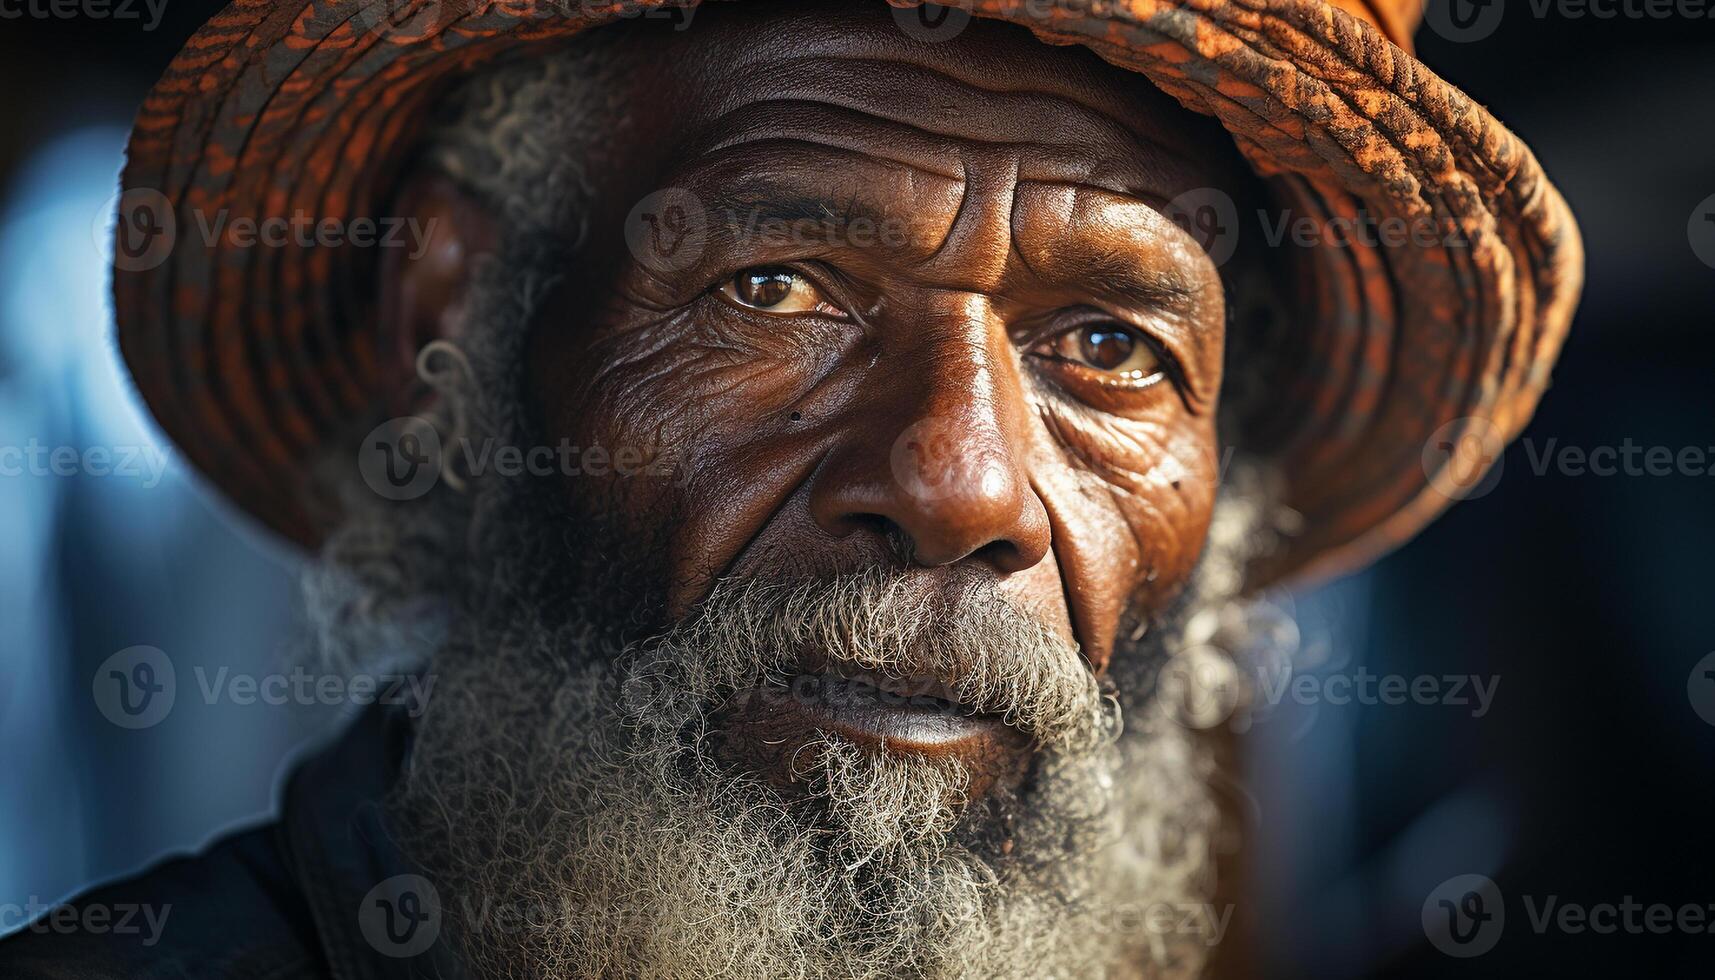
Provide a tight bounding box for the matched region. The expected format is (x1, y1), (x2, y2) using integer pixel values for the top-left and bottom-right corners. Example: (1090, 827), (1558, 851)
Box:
(276, 703), (466, 979)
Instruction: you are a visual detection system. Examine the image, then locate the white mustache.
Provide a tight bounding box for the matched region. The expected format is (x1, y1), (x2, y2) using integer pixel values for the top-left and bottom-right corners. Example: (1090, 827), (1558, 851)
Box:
(621, 570), (1117, 751)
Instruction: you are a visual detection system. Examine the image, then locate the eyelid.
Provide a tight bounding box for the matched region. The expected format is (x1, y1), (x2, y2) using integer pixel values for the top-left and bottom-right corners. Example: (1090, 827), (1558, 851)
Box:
(790, 262), (872, 322)
(1027, 311), (1186, 387)
(713, 264), (855, 319)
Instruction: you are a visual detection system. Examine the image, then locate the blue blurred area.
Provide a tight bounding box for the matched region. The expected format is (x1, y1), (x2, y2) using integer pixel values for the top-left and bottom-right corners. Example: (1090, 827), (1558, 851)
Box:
(0, 125), (339, 913)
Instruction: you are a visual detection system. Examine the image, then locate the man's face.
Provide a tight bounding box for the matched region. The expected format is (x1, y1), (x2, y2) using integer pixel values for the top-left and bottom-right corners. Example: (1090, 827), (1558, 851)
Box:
(521, 2), (1239, 790)
(369, 5), (1259, 977)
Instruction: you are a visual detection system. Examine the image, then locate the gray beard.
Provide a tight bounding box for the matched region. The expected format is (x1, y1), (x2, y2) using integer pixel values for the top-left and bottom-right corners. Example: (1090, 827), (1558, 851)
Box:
(381, 575), (1238, 980)
(303, 255), (1272, 980)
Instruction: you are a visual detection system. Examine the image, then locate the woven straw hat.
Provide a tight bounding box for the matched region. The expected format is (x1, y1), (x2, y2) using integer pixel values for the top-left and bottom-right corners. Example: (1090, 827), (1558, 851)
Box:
(110, 0), (1582, 588)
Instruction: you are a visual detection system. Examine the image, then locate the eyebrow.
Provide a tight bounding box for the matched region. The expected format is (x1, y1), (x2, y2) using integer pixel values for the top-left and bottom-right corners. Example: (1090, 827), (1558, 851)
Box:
(1068, 246), (1202, 307)
(707, 189), (900, 245)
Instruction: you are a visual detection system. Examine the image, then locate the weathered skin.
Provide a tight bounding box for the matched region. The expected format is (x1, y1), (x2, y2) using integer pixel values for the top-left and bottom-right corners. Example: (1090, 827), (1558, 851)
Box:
(388, 3), (1252, 789)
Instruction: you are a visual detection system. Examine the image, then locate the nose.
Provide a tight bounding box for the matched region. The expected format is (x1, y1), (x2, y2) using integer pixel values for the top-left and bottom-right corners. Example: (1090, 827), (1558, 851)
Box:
(807, 315), (1052, 572)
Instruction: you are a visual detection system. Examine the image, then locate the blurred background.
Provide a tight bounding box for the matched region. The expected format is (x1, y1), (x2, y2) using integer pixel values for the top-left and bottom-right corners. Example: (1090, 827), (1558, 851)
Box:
(0, 2), (1709, 976)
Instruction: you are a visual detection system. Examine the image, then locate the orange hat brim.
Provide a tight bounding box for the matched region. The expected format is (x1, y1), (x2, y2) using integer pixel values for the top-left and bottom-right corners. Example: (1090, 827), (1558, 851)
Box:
(111, 0), (1583, 590)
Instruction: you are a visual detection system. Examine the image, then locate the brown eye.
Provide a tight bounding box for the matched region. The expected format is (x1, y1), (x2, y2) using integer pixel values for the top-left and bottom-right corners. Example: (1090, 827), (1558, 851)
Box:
(1080, 327), (1135, 371)
(718, 266), (839, 315)
(1044, 323), (1162, 380)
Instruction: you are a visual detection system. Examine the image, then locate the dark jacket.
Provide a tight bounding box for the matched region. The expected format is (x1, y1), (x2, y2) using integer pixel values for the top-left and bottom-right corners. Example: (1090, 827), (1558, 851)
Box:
(0, 707), (458, 978)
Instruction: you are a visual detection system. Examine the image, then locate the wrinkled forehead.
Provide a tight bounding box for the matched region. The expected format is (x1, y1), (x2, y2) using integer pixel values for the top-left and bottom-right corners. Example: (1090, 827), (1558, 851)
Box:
(599, 0), (1245, 201)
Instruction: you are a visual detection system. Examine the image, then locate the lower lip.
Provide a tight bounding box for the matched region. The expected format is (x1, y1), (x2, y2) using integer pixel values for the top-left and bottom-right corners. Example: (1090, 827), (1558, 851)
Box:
(720, 675), (1030, 768)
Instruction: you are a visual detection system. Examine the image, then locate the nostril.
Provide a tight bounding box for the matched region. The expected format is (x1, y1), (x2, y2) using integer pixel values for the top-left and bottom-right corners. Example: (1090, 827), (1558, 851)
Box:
(817, 510), (919, 565)
(971, 537), (1030, 574)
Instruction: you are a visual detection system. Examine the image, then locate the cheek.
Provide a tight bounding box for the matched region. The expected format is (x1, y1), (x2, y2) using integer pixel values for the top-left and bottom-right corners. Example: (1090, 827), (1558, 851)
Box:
(1035, 396), (1220, 632)
(531, 300), (860, 610)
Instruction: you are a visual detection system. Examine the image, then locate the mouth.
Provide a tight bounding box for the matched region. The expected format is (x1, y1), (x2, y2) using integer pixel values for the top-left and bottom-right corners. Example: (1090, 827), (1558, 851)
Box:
(717, 657), (1032, 793)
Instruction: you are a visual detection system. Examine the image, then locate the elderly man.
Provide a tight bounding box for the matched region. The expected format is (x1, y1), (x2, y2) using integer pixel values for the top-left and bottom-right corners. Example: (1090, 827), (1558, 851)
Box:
(2, 0), (1579, 977)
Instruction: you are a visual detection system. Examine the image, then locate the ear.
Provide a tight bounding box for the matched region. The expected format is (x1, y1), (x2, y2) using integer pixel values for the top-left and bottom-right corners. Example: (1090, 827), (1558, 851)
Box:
(377, 170), (500, 400)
